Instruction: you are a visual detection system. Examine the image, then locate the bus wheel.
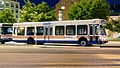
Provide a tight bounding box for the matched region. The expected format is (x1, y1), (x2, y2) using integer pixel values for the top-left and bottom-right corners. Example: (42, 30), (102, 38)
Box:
(27, 37), (35, 45)
(1, 41), (5, 44)
(79, 39), (88, 46)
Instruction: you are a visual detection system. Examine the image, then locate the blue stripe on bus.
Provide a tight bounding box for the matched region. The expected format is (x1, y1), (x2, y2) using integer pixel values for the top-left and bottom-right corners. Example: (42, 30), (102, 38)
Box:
(13, 40), (78, 43)
(13, 40), (105, 44)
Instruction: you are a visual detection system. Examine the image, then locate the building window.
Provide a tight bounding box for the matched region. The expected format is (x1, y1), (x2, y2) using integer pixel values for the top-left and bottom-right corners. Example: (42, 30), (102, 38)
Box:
(16, 4), (18, 8)
(0, 0), (4, 9)
(12, 10), (14, 13)
(11, 3), (14, 7)
(6, 1), (9, 7)
(16, 9), (18, 13)
(16, 14), (18, 18)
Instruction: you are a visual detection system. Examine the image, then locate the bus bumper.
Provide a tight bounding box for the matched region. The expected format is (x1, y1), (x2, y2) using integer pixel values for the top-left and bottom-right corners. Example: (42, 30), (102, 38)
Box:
(0, 38), (12, 42)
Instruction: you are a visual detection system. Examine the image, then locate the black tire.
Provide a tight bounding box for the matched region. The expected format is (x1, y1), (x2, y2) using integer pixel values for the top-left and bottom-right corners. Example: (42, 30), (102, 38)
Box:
(79, 39), (88, 46)
(1, 40), (5, 44)
(27, 37), (35, 45)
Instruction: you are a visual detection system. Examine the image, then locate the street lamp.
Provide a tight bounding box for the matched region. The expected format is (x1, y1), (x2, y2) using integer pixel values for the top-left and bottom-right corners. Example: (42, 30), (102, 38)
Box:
(58, 5), (65, 21)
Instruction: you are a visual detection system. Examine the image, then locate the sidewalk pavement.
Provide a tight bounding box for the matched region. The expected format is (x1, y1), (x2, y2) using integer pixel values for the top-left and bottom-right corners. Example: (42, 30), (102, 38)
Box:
(100, 41), (120, 48)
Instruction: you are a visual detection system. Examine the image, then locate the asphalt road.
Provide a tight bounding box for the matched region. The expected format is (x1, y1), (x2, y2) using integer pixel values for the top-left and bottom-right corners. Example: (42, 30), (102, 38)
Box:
(0, 43), (119, 68)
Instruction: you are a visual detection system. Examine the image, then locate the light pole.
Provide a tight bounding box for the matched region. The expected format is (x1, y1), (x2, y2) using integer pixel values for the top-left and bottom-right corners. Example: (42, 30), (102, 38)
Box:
(58, 5), (65, 21)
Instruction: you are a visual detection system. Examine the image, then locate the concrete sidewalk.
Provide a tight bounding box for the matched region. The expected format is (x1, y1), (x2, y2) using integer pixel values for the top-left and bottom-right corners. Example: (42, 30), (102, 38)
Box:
(100, 41), (120, 48)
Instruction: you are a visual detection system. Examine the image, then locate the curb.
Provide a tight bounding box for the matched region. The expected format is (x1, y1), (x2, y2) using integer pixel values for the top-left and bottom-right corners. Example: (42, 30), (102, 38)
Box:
(100, 45), (120, 48)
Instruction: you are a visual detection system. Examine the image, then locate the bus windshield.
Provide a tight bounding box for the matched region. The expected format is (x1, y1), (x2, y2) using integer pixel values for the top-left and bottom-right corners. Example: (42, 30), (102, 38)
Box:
(100, 25), (106, 35)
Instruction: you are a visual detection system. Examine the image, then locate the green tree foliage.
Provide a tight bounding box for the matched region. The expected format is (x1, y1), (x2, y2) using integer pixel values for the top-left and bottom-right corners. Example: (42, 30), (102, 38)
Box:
(0, 9), (16, 23)
(20, 0), (56, 22)
(68, 0), (110, 20)
(105, 18), (120, 32)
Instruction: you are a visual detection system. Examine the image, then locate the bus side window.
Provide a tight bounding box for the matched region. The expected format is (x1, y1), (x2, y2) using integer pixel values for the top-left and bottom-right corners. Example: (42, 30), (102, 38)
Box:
(66, 25), (76, 35)
(36, 26), (44, 35)
(17, 27), (25, 35)
(55, 26), (64, 35)
(27, 27), (35, 35)
(77, 25), (88, 35)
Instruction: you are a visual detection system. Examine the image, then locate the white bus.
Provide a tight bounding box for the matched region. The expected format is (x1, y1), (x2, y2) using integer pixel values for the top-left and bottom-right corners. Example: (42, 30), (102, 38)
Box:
(0, 23), (13, 44)
(12, 19), (108, 46)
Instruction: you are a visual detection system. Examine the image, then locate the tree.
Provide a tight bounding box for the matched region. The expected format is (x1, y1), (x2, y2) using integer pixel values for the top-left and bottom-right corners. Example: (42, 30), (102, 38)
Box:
(105, 18), (120, 32)
(0, 9), (16, 23)
(68, 0), (110, 20)
(34, 2), (56, 22)
(20, 0), (56, 22)
(20, 0), (36, 22)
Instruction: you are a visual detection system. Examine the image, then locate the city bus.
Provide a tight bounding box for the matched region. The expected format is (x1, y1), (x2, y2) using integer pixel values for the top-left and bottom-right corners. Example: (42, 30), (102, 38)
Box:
(0, 23), (13, 44)
(12, 19), (108, 46)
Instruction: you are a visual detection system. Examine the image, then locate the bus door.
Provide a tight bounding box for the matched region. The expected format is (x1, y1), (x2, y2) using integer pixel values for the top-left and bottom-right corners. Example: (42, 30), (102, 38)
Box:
(89, 24), (99, 44)
(44, 25), (52, 43)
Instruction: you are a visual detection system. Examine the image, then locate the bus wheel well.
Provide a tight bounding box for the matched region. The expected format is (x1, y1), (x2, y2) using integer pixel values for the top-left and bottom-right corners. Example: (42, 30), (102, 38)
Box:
(78, 37), (88, 41)
(27, 37), (35, 44)
(78, 37), (88, 46)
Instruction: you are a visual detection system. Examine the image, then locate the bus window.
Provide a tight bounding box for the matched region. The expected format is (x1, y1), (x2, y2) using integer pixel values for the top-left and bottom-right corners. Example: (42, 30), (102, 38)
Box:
(77, 25), (87, 35)
(100, 25), (106, 35)
(55, 26), (64, 35)
(66, 25), (76, 35)
(95, 25), (99, 35)
(17, 27), (25, 35)
(36, 27), (44, 35)
(27, 27), (35, 35)
(1, 27), (12, 34)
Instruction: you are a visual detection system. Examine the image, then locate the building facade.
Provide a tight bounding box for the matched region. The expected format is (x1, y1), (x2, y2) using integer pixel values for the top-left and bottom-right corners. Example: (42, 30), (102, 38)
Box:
(0, 0), (20, 21)
(55, 0), (120, 21)
(107, 0), (120, 16)
(55, 0), (80, 21)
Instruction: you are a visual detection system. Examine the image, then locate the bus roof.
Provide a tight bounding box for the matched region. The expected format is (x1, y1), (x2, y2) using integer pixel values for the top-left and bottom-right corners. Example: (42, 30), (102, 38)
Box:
(13, 19), (105, 27)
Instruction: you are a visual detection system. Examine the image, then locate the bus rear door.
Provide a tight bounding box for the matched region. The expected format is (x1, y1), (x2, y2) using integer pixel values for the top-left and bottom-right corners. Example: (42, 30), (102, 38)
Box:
(44, 25), (52, 43)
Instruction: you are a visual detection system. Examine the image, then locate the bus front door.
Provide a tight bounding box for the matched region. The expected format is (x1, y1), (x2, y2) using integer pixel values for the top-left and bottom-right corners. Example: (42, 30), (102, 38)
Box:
(89, 24), (99, 44)
(44, 26), (52, 43)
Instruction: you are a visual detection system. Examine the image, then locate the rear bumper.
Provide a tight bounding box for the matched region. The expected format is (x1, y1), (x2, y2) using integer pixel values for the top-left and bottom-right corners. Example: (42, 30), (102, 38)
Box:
(0, 38), (12, 42)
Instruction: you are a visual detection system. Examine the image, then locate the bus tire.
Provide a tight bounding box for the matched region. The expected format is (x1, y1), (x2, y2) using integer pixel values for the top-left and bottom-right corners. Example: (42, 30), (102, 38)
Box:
(1, 41), (5, 44)
(79, 39), (88, 46)
(27, 37), (35, 45)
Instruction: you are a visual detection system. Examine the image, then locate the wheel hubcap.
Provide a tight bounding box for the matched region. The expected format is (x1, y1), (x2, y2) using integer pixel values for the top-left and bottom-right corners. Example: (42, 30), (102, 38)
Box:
(81, 41), (86, 46)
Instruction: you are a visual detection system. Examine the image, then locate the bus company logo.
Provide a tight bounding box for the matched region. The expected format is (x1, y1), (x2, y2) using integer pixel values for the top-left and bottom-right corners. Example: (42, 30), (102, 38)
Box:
(43, 23), (51, 25)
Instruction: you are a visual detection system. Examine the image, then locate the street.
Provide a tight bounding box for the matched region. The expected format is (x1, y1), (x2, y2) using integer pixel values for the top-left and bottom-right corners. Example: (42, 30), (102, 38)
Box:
(0, 43), (119, 68)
